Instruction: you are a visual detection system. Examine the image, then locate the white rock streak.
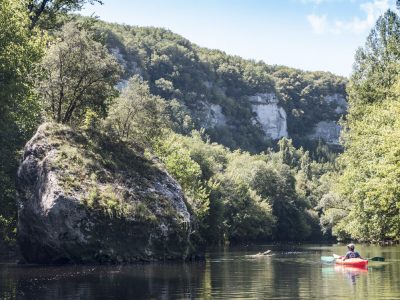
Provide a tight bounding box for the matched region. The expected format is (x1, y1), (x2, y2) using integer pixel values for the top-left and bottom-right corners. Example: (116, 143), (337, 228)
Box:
(250, 93), (288, 140)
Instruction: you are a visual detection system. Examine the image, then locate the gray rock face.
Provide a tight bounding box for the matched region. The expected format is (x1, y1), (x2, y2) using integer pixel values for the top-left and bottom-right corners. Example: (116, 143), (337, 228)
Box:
(309, 121), (341, 145)
(203, 104), (227, 128)
(110, 47), (142, 91)
(306, 94), (347, 145)
(324, 94), (347, 114)
(250, 93), (288, 139)
(17, 123), (193, 264)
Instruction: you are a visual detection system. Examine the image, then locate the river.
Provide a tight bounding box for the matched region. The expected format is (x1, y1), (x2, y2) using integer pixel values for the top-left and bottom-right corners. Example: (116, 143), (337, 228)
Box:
(1, 244), (399, 299)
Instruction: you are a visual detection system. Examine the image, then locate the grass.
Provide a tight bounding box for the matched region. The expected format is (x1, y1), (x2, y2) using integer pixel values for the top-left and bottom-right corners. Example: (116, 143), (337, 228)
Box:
(45, 123), (172, 224)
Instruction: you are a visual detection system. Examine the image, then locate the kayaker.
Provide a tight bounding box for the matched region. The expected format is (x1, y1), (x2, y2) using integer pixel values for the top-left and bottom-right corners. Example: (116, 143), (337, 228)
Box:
(343, 243), (364, 261)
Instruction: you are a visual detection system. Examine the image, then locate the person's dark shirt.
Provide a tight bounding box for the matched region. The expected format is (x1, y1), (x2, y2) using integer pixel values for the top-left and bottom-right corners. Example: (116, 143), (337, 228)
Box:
(345, 251), (360, 259)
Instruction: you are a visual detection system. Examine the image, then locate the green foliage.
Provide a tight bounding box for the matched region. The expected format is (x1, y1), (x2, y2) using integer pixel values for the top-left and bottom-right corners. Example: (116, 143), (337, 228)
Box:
(327, 9), (400, 242)
(81, 108), (100, 132)
(272, 67), (347, 140)
(27, 0), (103, 29)
(49, 123), (164, 224)
(214, 151), (276, 242)
(106, 76), (168, 146)
(37, 21), (121, 124)
(0, 0), (44, 244)
(154, 132), (212, 240)
(335, 96), (400, 241)
(0, 8), (349, 248)
(92, 20), (346, 152)
(218, 180), (275, 242)
(350, 10), (400, 110)
(155, 131), (331, 243)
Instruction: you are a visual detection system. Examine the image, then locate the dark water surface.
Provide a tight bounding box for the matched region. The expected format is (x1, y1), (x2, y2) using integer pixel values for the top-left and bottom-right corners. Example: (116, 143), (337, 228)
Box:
(1, 244), (400, 299)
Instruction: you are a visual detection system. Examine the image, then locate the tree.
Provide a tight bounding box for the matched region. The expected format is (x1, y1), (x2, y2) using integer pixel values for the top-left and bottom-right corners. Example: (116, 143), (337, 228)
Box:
(106, 76), (168, 146)
(335, 79), (400, 241)
(37, 21), (121, 124)
(333, 9), (400, 242)
(154, 132), (213, 243)
(349, 10), (400, 110)
(0, 0), (43, 244)
(27, 0), (103, 29)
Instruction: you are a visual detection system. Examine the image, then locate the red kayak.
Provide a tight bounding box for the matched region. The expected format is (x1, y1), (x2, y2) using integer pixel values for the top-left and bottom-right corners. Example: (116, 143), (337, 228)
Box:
(335, 258), (368, 268)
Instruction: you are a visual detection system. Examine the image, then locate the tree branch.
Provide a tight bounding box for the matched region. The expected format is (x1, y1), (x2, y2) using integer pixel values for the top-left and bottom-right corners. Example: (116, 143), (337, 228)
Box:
(29, 0), (50, 30)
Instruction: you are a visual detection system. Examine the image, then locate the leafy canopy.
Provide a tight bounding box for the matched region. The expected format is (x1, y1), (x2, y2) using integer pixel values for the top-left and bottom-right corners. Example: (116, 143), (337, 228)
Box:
(37, 21), (121, 124)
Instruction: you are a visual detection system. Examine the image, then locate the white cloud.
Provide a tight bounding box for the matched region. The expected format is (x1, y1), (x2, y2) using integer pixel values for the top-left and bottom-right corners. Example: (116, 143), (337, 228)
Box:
(307, 14), (328, 33)
(307, 0), (393, 34)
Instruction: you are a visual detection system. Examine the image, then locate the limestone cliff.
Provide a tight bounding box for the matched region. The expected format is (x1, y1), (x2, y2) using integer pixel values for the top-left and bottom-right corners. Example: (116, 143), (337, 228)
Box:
(17, 123), (194, 264)
(309, 121), (341, 145)
(102, 21), (347, 149)
(198, 92), (345, 145)
(250, 93), (288, 140)
(308, 94), (347, 145)
(203, 104), (227, 128)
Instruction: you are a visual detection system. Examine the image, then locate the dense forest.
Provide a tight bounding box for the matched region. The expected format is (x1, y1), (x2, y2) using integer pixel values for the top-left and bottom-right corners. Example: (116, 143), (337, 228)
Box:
(1, 0), (399, 257)
(95, 20), (347, 152)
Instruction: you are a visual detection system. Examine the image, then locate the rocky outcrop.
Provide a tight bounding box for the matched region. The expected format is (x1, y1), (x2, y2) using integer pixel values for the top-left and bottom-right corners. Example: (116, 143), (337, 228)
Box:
(324, 94), (347, 114)
(309, 121), (341, 145)
(250, 93), (288, 139)
(17, 123), (194, 264)
(110, 46), (142, 91)
(307, 94), (347, 145)
(203, 104), (227, 128)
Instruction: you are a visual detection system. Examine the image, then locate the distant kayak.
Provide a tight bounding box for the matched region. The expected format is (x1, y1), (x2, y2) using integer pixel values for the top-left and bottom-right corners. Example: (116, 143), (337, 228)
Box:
(335, 258), (368, 268)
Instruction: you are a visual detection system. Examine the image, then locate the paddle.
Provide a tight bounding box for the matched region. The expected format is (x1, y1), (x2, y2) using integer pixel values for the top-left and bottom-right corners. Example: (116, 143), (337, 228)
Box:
(321, 254), (385, 263)
(368, 256), (385, 262)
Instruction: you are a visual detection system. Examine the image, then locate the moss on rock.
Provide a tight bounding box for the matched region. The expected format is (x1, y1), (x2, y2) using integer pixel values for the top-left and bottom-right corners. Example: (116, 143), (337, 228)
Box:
(17, 123), (195, 264)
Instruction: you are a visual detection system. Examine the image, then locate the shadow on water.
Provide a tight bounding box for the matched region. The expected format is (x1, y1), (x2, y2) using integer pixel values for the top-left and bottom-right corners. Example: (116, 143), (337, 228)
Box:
(0, 244), (399, 299)
(0, 262), (208, 299)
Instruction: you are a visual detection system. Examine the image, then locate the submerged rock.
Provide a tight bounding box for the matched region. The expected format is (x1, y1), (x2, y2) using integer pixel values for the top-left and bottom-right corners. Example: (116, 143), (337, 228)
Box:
(17, 123), (194, 264)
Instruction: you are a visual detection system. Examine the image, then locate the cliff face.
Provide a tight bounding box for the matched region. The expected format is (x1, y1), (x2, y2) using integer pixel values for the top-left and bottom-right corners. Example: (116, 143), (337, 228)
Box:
(201, 92), (345, 145)
(17, 123), (194, 264)
(98, 21), (347, 150)
(249, 93), (288, 140)
(309, 121), (341, 145)
(308, 94), (347, 145)
(203, 104), (227, 128)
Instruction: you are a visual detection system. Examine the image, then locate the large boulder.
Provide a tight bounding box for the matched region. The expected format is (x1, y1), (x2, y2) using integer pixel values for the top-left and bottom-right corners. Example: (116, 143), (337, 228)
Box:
(17, 123), (194, 264)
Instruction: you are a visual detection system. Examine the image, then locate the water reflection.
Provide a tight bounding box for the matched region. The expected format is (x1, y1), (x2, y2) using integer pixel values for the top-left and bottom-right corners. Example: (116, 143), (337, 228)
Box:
(334, 265), (368, 285)
(0, 263), (208, 299)
(0, 244), (399, 299)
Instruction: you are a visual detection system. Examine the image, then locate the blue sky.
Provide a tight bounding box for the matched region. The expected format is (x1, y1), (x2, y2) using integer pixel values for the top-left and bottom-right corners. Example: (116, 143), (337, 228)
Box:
(81, 0), (396, 77)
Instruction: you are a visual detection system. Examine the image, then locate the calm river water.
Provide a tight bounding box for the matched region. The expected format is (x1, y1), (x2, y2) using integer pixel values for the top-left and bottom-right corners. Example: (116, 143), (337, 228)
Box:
(1, 244), (399, 299)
